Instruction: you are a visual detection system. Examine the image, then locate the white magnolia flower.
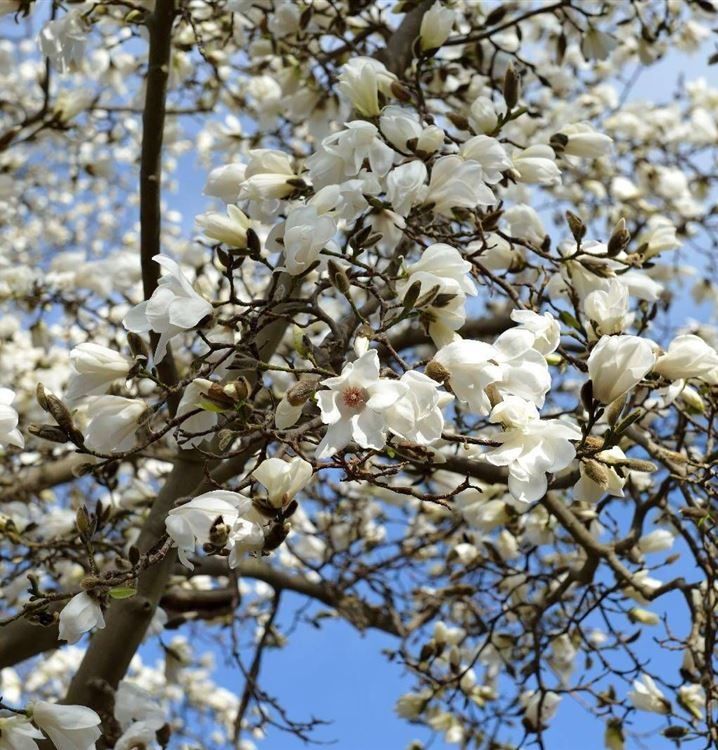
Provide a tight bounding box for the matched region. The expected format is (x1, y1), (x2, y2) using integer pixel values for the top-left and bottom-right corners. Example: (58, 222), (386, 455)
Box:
(38, 7), (88, 73)
(58, 592), (105, 645)
(253, 456), (313, 508)
(432, 339), (501, 414)
(654, 334), (718, 384)
(385, 371), (452, 445)
(638, 529), (675, 555)
(280, 206), (336, 275)
(419, 2), (455, 51)
(628, 674), (670, 714)
(510, 310), (560, 355)
(469, 96), (500, 134)
(31, 701), (102, 750)
(114, 680), (165, 749)
(336, 56), (396, 116)
(124, 255), (213, 363)
(484, 396), (581, 503)
(587, 335), (656, 403)
(425, 155), (496, 216)
(315, 348), (407, 458)
(0, 715), (44, 750)
(203, 162), (246, 203)
(65, 343), (130, 405)
(240, 148), (297, 201)
(560, 122), (613, 158)
(512, 145), (561, 185)
(386, 161), (428, 217)
(84, 395), (145, 454)
(195, 205), (251, 248)
(166, 490), (261, 569)
(0, 388), (24, 450)
(678, 684), (705, 720)
(521, 690), (561, 729)
(175, 378), (218, 449)
(379, 106), (444, 153)
(584, 280), (634, 336)
(275, 396), (304, 429)
(459, 136), (512, 184)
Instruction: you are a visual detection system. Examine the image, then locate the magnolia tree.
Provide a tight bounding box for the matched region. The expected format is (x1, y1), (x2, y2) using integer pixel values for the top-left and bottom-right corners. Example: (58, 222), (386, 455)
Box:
(0, 0), (717, 748)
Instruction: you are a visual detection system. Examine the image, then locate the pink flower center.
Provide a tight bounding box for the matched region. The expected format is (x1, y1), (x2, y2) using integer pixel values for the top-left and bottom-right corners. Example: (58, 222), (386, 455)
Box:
(341, 386), (368, 411)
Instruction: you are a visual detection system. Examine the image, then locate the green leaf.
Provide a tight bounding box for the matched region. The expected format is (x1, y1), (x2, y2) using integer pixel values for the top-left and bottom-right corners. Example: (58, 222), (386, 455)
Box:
(109, 586), (137, 599)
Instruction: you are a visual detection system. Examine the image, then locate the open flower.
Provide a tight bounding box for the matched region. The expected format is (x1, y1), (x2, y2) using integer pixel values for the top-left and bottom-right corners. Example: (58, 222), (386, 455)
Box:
(384, 371), (452, 445)
(166, 490), (262, 569)
(337, 57), (396, 117)
(175, 378), (218, 449)
(84, 395), (145, 454)
(280, 205), (336, 275)
(124, 255), (213, 363)
(425, 155), (496, 216)
(253, 456), (313, 508)
(195, 205), (251, 248)
(58, 592), (105, 644)
(64, 343), (131, 405)
(628, 674), (670, 714)
(315, 348), (407, 458)
(0, 715), (44, 750)
(0, 388), (23, 450)
(31, 701), (102, 750)
(587, 335), (656, 403)
(654, 334), (718, 384)
(484, 396), (582, 503)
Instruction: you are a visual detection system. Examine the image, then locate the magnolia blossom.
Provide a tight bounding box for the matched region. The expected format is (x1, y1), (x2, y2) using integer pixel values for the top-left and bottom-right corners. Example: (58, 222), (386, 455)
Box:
(484, 396), (582, 503)
(419, 1), (455, 51)
(628, 674), (670, 714)
(64, 343), (130, 405)
(0, 715), (44, 750)
(124, 255), (213, 362)
(425, 156), (495, 216)
(336, 57), (396, 117)
(678, 684), (705, 720)
(587, 335), (656, 403)
(512, 145), (561, 185)
(384, 371), (452, 445)
(203, 162), (246, 203)
(280, 205), (336, 275)
(469, 95), (501, 134)
(510, 310), (560, 355)
(0, 387), (23, 450)
(175, 378), (218, 449)
(386, 161), (428, 217)
(31, 701), (102, 750)
(240, 148), (297, 201)
(166, 490), (263, 569)
(638, 529), (675, 555)
(38, 7), (87, 73)
(83, 395), (145, 454)
(521, 690), (561, 729)
(560, 122), (613, 158)
(459, 136), (512, 184)
(195, 205), (251, 248)
(654, 334), (718, 384)
(584, 280), (633, 336)
(315, 348), (407, 458)
(58, 591), (105, 644)
(379, 106), (444, 154)
(253, 456), (313, 508)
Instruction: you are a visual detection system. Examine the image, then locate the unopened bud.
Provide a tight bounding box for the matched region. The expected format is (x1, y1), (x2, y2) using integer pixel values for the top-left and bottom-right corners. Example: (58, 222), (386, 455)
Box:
(76, 505), (92, 538)
(447, 112), (469, 131)
(604, 394), (626, 426)
(127, 332), (149, 361)
(503, 63), (520, 109)
(625, 458), (657, 473)
(426, 360), (450, 384)
(287, 379), (317, 406)
(28, 424), (69, 443)
(565, 211), (586, 243)
(607, 218), (630, 257)
(628, 607), (660, 625)
(327, 260), (351, 295)
(390, 80), (412, 102)
(583, 459), (610, 488)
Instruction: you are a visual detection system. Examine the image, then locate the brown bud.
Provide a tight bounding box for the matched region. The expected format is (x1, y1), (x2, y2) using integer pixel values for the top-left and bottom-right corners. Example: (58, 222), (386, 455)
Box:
(287, 379), (317, 406)
(447, 112), (469, 131)
(127, 332), (149, 361)
(76, 505), (93, 538)
(607, 217), (630, 257)
(27, 424), (69, 443)
(503, 63), (520, 109)
(625, 458), (657, 473)
(414, 284), (441, 309)
(390, 80), (412, 102)
(426, 360), (450, 384)
(565, 210), (586, 243)
(583, 459), (610, 488)
(327, 260), (351, 294)
(402, 280), (422, 311)
(604, 394), (626, 426)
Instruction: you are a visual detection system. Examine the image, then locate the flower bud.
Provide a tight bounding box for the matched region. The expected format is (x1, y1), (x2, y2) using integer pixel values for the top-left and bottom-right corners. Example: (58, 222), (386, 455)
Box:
(503, 63), (520, 109)
(287, 379), (317, 406)
(607, 218), (630, 257)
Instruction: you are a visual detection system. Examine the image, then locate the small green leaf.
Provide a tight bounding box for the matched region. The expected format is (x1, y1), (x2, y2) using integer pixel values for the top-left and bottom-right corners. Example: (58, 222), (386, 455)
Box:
(109, 586), (137, 599)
